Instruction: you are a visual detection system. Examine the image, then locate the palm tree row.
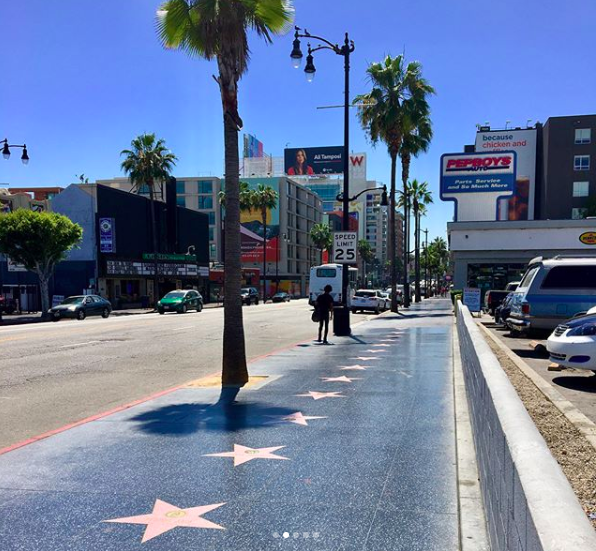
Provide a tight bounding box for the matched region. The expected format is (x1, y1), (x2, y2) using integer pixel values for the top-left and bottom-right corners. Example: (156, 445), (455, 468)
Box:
(355, 54), (435, 311)
(157, 0), (293, 386)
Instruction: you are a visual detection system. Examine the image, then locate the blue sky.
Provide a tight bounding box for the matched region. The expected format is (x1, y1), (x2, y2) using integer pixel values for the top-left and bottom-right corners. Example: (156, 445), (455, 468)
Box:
(2, 0), (595, 241)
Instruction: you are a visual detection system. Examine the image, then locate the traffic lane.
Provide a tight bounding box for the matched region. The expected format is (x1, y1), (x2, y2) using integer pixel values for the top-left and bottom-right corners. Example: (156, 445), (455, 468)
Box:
(481, 320), (596, 425)
(0, 300), (316, 449)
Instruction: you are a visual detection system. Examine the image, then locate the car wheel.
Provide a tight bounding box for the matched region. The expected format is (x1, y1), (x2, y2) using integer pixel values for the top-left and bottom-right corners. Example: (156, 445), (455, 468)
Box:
(77, 310), (86, 321)
(179, 305), (187, 314)
(375, 306), (380, 315)
(255, 299), (259, 305)
(351, 309), (358, 314)
(52, 315), (60, 322)
(197, 303), (203, 312)
(158, 309), (164, 315)
(101, 308), (110, 318)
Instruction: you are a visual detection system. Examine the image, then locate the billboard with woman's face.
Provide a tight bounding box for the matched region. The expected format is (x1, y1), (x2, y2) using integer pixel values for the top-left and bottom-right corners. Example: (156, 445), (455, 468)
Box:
(284, 146), (344, 176)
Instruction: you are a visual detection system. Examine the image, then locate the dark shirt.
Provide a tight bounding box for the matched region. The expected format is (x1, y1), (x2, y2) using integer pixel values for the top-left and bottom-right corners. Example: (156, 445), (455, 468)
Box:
(316, 293), (334, 315)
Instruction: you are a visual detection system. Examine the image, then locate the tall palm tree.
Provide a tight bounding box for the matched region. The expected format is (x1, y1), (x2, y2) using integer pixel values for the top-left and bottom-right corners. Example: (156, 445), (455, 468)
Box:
(310, 223), (333, 264)
(357, 239), (374, 286)
(121, 133), (177, 305)
(408, 180), (433, 302)
(355, 54), (434, 312)
(157, 0), (293, 386)
(251, 184), (278, 301)
(399, 106), (434, 309)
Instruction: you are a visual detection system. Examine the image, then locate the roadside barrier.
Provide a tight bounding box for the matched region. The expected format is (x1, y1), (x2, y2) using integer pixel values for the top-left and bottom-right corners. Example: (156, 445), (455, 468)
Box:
(456, 301), (596, 551)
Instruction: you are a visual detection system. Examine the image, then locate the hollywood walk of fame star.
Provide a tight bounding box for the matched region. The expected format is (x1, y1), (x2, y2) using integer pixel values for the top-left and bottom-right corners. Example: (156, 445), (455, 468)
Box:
(369, 343), (391, 347)
(320, 376), (362, 383)
(296, 391), (346, 400)
(104, 499), (225, 543)
(204, 444), (289, 466)
(376, 338), (399, 342)
(365, 349), (387, 353)
(350, 357), (380, 361)
(398, 371), (413, 378)
(272, 411), (327, 426)
(339, 364), (370, 371)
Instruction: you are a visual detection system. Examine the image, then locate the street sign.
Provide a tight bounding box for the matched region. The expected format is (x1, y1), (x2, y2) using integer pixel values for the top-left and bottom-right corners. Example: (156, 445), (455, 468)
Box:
(333, 231), (357, 264)
(463, 287), (481, 312)
(7, 257), (27, 272)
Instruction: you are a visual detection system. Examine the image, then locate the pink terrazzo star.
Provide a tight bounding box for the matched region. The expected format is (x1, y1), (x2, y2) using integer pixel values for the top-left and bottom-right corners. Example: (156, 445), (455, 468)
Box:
(320, 376), (361, 383)
(296, 391), (346, 400)
(339, 364), (370, 371)
(369, 343), (391, 347)
(376, 338), (399, 342)
(350, 357), (381, 361)
(277, 411), (327, 426)
(204, 444), (289, 466)
(104, 499), (225, 543)
(365, 349), (387, 353)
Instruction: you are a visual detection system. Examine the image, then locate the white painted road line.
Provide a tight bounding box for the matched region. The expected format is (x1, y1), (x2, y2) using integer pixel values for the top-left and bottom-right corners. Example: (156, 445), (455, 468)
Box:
(172, 326), (195, 331)
(59, 341), (102, 348)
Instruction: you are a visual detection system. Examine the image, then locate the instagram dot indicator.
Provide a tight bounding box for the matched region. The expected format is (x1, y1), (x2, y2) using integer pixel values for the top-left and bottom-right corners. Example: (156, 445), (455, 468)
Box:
(283, 532), (290, 539)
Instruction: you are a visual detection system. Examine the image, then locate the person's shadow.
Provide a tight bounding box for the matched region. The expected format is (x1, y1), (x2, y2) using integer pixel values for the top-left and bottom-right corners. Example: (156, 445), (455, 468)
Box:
(130, 386), (297, 437)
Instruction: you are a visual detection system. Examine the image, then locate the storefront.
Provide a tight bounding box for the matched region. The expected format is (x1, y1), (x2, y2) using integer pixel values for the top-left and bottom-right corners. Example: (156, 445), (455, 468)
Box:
(449, 220), (596, 291)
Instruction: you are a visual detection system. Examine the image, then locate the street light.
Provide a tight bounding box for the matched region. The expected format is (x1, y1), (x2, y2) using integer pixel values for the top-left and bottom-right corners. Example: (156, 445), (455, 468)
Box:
(290, 26), (355, 336)
(1, 139), (29, 165)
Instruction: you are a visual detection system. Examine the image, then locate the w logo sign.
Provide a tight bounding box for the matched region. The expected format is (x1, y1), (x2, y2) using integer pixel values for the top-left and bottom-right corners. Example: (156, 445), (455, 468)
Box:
(350, 156), (364, 166)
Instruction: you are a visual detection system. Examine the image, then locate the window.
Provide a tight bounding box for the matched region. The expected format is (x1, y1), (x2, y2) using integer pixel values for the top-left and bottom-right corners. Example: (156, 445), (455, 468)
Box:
(542, 266), (596, 289)
(209, 227), (214, 241)
(176, 181), (185, 194)
(176, 196), (186, 207)
(316, 268), (337, 278)
(573, 181), (590, 197)
(208, 212), (215, 225)
(574, 155), (590, 171)
(198, 180), (213, 194)
(575, 128), (591, 144)
(572, 207), (587, 220)
(198, 196), (213, 209)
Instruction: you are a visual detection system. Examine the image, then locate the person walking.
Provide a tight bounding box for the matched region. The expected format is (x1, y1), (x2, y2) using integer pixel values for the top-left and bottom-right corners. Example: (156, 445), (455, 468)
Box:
(315, 284), (334, 344)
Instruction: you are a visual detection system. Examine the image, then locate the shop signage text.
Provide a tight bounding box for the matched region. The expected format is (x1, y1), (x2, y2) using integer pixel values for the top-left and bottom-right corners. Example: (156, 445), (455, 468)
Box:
(107, 260), (199, 277)
(579, 231), (596, 245)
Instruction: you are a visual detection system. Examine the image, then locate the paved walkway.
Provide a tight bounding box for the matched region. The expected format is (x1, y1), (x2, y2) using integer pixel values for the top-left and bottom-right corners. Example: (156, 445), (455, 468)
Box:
(0, 299), (457, 550)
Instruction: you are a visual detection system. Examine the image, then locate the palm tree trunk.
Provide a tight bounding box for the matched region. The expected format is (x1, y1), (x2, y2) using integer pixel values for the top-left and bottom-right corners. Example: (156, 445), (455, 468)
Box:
(262, 210), (267, 302)
(148, 183), (159, 306)
(414, 208), (421, 302)
(218, 58), (248, 387)
(401, 153), (411, 308)
(389, 152), (398, 313)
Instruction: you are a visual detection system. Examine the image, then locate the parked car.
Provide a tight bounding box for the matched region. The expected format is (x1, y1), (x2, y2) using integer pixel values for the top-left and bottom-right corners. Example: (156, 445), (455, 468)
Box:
(49, 295), (112, 321)
(272, 292), (291, 303)
(240, 287), (259, 305)
(379, 292), (391, 310)
(0, 296), (17, 315)
(157, 290), (203, 314)
(494, 293), (515, 325)
(547, 306), (596, 371)
(351, 289), (387, 314)
(384, 287), (403, 305)
(484, 281), (520, 316)
(508, 257), (596, 335)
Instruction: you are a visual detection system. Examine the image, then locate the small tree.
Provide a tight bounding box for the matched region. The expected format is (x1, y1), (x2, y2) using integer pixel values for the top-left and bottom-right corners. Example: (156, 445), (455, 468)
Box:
(0, 210), (82, 317)
(310, 223), (333, 264)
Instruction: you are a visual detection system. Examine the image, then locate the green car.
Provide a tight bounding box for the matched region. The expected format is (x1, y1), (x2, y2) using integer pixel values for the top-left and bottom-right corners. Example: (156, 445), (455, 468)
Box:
(157, 290), (203, 314)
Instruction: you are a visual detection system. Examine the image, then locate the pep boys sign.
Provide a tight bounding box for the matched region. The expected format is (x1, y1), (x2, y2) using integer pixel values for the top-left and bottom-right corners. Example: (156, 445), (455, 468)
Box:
(440, 151), (517, 221)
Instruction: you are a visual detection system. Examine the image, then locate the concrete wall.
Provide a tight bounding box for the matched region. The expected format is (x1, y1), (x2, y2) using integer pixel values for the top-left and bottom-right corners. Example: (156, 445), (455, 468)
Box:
(457, 303), (596, 551)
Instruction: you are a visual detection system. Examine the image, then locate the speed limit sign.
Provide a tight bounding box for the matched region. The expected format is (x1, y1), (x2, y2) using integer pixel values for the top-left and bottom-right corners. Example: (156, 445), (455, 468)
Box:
(333, 231), (357, 264)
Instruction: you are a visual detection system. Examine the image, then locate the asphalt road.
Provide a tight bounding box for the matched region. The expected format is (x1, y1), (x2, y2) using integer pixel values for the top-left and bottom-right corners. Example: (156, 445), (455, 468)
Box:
(0, 299), (328, 449)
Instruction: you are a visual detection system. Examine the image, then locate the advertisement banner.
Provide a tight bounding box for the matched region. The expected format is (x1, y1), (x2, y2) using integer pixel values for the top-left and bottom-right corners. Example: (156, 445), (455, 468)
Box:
(243, 134), (264, 158)
(440, 152), (517, 222)
(284, 146), (344, 176)
(99, 217), (116, 253)
(475, 129), (537, 221)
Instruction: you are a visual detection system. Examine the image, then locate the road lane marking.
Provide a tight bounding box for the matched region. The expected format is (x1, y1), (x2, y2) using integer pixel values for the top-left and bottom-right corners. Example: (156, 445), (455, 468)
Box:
(172, 326), (195, 331)
(59, 341), (102, 348)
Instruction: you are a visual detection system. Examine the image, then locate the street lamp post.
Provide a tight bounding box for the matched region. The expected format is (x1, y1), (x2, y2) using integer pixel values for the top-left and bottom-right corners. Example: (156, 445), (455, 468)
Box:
(423, 228), (429, 298)
(291, 26), (355, 335)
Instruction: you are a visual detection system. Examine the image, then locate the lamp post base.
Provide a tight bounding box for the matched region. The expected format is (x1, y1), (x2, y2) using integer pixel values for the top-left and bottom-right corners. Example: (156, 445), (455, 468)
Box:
(333, 306), (351, 336)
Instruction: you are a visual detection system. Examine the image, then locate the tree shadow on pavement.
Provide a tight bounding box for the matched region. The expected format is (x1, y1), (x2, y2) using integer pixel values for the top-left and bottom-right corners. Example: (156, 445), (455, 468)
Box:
(130, 388), (297, 437)
(551, 374), (596, 393)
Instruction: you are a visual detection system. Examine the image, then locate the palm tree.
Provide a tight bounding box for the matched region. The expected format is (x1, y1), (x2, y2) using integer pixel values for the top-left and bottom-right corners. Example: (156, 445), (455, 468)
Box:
(121, 133), (177, 305)
(310, 223), (332, 264)
(408, 180), (433, 302)
(428, 237), (448, 293)
(357, 239), (374, 286)
(355, 54), (434, 312)
(157, 0), (293, 387)
(251, 184), (278, 301)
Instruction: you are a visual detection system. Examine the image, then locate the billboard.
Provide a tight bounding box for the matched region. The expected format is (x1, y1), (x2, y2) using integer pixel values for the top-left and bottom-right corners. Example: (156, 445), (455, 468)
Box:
(440, 152), (517, 222)
(99, 217), (116, 253)
(475, 129), (537, 220)
(284, 146), (344, 176)
(240, 178), (280, 264)
(243, 134), (264, 158)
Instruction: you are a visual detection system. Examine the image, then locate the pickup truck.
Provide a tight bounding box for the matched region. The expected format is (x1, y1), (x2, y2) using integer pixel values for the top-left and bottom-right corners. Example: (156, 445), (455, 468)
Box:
(483, 282), (520, 316)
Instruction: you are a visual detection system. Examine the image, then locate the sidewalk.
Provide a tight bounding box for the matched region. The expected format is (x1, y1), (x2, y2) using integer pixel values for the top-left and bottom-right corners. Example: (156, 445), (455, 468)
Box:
(0, 299), (458, 551)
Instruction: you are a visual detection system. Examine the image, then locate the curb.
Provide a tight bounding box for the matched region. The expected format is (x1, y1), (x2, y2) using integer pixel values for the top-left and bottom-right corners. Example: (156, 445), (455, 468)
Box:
(477, 321), (596, 453)
(452, 322), (490, 551)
